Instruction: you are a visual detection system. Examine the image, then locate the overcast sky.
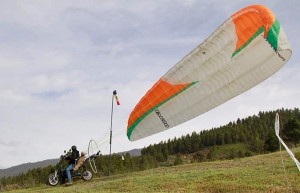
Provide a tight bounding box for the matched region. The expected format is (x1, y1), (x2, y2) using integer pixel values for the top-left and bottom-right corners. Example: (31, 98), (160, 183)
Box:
(1, 0), (299, 169)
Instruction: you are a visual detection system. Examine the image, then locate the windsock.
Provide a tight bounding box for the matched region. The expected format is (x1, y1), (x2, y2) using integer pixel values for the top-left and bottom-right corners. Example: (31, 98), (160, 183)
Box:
(113, 90), (121, 105)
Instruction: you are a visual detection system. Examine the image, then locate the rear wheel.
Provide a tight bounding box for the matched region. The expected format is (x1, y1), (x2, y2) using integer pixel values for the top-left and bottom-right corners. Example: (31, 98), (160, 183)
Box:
(48, 173), (59, 186)
(82, 170), (93, 181)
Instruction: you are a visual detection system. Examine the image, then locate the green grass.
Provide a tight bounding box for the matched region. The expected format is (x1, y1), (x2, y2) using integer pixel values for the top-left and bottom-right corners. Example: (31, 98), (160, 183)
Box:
(7, 149), (300, 193)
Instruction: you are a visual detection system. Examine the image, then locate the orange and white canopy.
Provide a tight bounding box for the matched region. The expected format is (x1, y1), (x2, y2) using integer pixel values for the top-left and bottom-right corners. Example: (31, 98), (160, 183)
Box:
(127, 4), (292, 141)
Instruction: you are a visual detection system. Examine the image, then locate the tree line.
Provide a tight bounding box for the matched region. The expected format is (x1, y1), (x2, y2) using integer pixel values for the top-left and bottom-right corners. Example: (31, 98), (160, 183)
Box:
(1, 108), (300, 192)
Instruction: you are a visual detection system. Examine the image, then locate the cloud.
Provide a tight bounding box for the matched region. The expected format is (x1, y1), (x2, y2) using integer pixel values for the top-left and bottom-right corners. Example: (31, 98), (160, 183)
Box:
(0, 139), (19, 147)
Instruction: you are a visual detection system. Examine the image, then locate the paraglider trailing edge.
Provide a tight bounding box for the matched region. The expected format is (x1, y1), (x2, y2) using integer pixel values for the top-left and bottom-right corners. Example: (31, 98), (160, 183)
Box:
(108, 90), (120, 176)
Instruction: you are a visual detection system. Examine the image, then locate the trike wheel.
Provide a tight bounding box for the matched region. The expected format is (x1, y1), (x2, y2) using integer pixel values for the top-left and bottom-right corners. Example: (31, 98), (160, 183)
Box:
(82, 170), (93, 181)
(48, 173), (59, 186)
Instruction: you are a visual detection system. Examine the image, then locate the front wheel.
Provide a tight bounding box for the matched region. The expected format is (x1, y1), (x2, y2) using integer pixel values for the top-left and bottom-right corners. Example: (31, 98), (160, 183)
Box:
(82, 170), (93, 181)
(48, 173), (59, 186)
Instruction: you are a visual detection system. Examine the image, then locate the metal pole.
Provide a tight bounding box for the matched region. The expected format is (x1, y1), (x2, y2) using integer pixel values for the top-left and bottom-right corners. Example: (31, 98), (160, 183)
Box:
(108, 92), (114, 176)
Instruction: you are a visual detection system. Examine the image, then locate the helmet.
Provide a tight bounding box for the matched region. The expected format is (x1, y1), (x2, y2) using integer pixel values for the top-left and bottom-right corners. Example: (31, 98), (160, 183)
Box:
(71, 145), (77, 151)
(81, 151), (86, 156)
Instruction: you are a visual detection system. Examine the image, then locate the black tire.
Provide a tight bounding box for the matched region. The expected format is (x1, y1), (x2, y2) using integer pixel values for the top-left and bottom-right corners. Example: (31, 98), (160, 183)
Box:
(82, 170), (93, 181)
(48, 173), (59, 186)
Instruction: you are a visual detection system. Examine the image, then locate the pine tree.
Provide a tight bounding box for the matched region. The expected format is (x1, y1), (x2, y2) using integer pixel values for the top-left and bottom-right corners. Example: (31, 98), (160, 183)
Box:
(282, 118), (300, 147)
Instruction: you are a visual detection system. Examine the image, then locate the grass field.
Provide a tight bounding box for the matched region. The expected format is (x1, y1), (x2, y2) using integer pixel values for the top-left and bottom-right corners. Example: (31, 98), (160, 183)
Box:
(7, 149), (300, 193)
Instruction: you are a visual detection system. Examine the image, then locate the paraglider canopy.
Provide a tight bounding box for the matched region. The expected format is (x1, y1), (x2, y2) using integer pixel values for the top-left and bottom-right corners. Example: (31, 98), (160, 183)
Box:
(127, 4), (292, 141)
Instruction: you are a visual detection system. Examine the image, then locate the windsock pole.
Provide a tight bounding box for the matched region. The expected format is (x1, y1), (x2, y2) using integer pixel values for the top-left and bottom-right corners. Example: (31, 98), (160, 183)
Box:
(108, 90), (120, 176)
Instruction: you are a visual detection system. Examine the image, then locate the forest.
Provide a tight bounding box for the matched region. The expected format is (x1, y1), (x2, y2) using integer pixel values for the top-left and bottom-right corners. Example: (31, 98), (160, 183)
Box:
(1, 108), (300, 192)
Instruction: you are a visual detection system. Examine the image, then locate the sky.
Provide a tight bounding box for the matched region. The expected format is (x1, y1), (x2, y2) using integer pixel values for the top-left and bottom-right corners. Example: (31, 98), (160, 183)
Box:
(0, 0), (300, 169)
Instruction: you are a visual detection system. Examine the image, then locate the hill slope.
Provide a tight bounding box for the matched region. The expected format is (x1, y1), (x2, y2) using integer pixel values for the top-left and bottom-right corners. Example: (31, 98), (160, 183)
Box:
(8, 148), (300, 193)
(0, 159), (59, 178)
